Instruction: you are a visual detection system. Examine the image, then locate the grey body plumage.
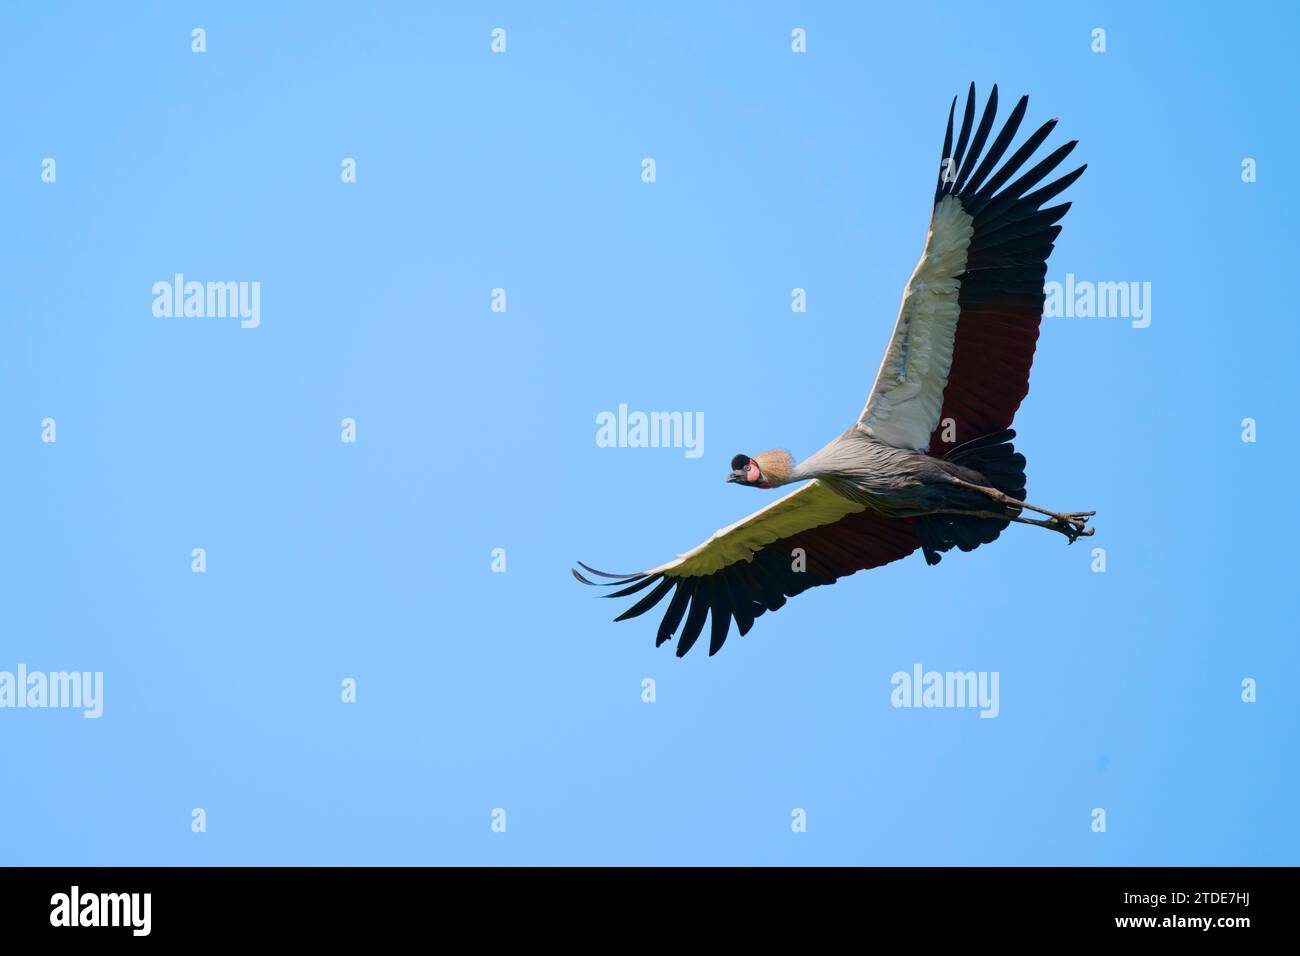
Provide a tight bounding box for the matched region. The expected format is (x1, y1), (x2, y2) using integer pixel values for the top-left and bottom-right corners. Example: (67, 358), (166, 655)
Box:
(790, 427), (970, 516)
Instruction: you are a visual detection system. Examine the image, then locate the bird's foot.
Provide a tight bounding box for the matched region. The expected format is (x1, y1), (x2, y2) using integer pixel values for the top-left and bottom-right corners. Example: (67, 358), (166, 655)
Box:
(1048, 511), (1095, 544)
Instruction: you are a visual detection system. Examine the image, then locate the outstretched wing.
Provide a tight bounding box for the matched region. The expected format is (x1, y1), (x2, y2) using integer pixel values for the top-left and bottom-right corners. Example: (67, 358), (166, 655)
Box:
(859, 83), (1085, 456)
(574, 482), (919, 657)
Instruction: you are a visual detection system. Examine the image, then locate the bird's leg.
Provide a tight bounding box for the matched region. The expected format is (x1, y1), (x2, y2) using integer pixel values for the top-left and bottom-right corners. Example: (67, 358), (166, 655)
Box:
(940, 504), (1096, 545)
(944, 478), (1095, 539)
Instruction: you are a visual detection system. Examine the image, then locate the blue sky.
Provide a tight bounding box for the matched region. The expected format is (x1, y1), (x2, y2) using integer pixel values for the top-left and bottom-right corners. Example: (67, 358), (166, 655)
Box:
(1, 2), (1296, 865)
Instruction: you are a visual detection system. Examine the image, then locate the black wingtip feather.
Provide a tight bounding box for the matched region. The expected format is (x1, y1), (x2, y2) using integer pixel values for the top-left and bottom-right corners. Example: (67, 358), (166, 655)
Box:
(613, 576), (675, 622)
(675, 579), (712, 657)
(935, 94), (959, 203)
(603, 573), (665, 599)
(962, 94), (1027, 197)
(966, 117), (1059, 214)
(953, 84), (998, 195)
(1016, 164), (1087, 212)
(707, 576), (733, 656)
(576, 561), (645, 581)
(947, 83), (978, 195)
(656, 581), (692, 647)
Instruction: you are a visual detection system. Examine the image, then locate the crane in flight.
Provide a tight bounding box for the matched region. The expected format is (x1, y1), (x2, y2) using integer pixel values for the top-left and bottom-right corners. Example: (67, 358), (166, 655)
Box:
(576, 84), (1092, 657)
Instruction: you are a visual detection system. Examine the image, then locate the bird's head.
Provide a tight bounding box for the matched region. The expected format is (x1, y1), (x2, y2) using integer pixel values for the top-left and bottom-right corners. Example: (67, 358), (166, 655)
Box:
(726, 450), (795, 489)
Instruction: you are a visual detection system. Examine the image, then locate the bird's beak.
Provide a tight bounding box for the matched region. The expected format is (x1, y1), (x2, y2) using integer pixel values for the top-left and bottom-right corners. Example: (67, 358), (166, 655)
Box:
(726, 470), (745, 483)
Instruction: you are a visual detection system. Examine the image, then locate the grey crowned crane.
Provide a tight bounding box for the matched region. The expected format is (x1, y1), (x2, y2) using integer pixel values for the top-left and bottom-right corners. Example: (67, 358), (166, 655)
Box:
(575, 83), (1093, 657)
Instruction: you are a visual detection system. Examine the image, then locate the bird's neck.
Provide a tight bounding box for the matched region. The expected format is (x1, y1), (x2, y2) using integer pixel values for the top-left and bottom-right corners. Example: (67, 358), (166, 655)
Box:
(778, 460), (830, 486)
(780, 435), (856, 485)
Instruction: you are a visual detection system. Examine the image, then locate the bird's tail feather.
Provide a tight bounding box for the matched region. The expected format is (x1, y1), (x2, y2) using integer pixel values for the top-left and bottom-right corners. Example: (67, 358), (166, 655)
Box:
(918, 429), (1027, 566)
